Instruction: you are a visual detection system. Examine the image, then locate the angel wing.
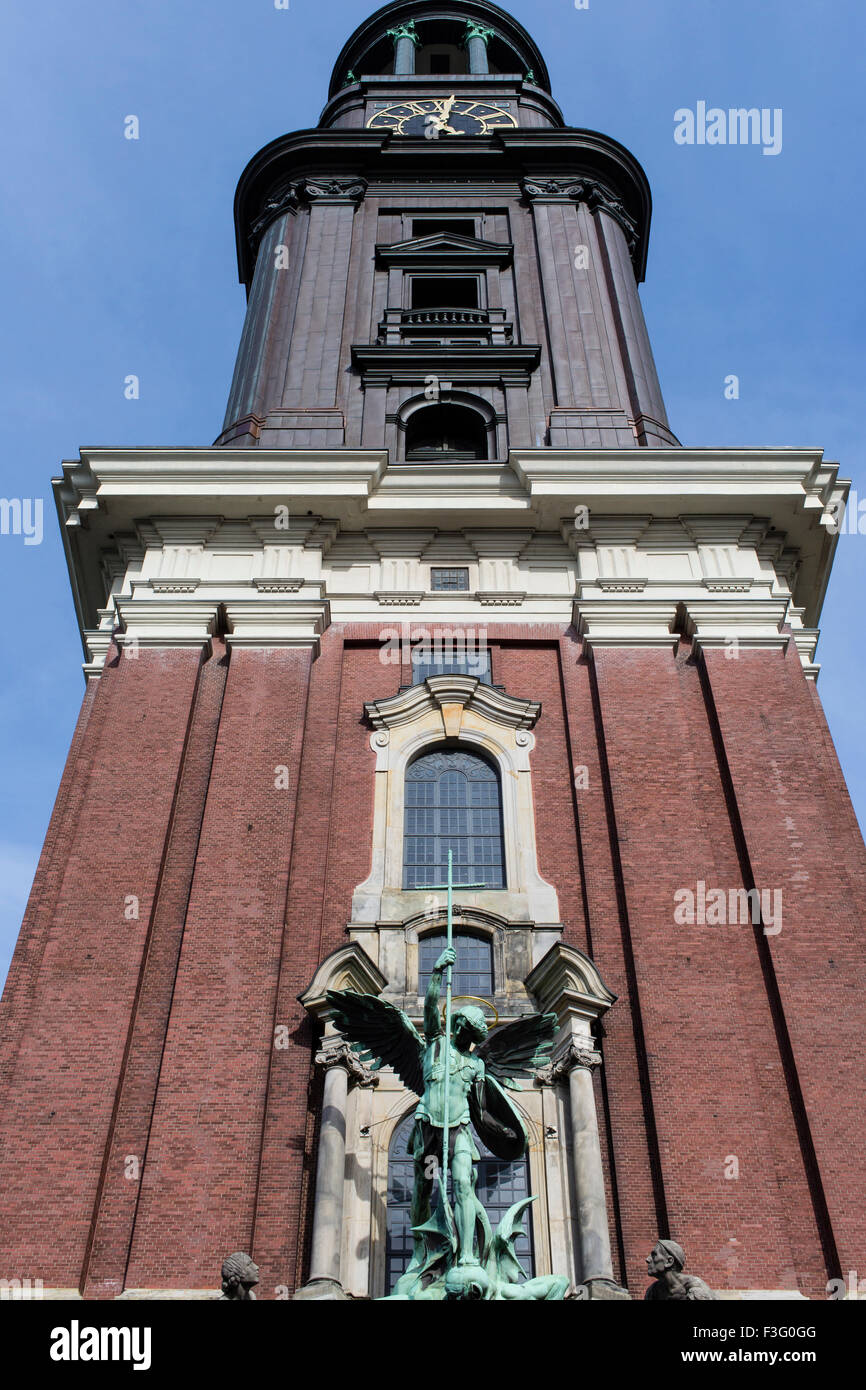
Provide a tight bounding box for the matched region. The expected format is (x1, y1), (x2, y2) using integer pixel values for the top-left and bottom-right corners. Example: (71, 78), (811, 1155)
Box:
(474, 1012), (558, 1090)
(325, 990), (425, 1096)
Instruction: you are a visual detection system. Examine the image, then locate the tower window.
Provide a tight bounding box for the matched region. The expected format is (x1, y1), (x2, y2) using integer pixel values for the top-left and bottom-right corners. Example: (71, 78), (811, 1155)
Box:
(411, 645), (492, 685)
(410, 278), (479, 310)
(405, 404), (487, 461)
(403, 748), (505, 889)
(411, 219), (477, 240)
(431, 567), (469, 591)
(429, 53), (450, 73)
(418, 932), (493, 996)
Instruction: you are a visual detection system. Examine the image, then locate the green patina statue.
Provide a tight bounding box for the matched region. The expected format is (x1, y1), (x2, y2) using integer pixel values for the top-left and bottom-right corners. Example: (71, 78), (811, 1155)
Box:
(326, 943), (567, 1300)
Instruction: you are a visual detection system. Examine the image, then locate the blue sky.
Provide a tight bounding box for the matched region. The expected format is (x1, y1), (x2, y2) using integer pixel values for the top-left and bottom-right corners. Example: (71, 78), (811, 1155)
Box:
(1, 0), (864, 988)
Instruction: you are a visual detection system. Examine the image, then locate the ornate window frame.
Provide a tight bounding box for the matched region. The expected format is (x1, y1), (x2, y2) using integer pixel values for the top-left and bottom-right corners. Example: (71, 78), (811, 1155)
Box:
(396, 391), (500, 461)
(350, 674), (561, 934)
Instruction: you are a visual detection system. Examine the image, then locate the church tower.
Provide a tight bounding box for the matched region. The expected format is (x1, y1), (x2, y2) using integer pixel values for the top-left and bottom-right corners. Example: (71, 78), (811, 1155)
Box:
(1, 0), (863, 1301)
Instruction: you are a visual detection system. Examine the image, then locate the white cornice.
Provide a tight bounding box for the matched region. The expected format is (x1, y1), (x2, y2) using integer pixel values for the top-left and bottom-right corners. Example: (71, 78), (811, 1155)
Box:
(53, 445), (847, 675)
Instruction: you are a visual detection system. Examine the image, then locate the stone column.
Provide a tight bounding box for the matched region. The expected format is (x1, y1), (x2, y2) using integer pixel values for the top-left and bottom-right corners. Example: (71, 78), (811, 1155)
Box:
(464, 21), (494, 74)
(544, 1042), (629, 1298)
(565, 1046), (613, 1281)
(387, 21), (419, 75)
(294, 1040), (376, 1300)
(525, 942), (628, 1298)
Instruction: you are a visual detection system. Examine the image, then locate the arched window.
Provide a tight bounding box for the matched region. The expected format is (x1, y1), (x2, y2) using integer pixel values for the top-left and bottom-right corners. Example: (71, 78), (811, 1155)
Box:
(385, 1109), (533, 1293)
(403, 748), (505, 889)
(418, 931), (493, 997)
(405, 404), (488, 461)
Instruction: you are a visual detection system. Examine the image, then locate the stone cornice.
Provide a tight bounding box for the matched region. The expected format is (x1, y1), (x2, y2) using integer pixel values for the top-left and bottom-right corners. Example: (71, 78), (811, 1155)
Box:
(232, 126), (652, 285)
(351, 343), (540, 387)
(53, 446), (845, 674)
(365, 674), (540, 732)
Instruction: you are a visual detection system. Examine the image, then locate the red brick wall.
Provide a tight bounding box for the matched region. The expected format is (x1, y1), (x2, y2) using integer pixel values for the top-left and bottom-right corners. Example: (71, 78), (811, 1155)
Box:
(124, 643), (313, 1290)
(590, 641), (806, 1293)
(1, 625), (863, 1298)
(0, 644), (203, 1286)
(82, 640), (231, 1297)
(703, 642), (866, 1283)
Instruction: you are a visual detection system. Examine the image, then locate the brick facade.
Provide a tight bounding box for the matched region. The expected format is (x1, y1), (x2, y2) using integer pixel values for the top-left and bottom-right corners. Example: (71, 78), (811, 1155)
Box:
(1, 625), (862, 1298)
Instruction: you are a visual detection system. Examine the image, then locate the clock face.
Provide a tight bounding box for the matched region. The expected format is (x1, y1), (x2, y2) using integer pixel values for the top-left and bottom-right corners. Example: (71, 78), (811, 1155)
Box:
(366, 97), (517, 137)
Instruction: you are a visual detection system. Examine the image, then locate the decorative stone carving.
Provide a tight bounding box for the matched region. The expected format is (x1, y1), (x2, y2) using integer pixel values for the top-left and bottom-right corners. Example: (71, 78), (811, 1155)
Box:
(365, 673), (540, 733)
(248, 177), (367, 252)
(385, 20), (420, 47)
(248, 178), (300, 248)
(315, 1039), (378, 1088)
(252, 577), (303, 593)
(523, 178), (639, 254)
(464, 20), (495, 44)
(525, 941), (617, 1034)
(536, 1040), (602, 1086)
(645, 1239), (717, 1301)
(298, 942), (387, 1022)
(301, 178), (367, 204)
(475, 590), (526, 606)
(219, 1252), (259, 1301)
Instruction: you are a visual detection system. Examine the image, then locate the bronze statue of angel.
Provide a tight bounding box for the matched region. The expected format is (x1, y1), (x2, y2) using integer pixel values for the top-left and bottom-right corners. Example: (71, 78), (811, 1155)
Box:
(326, 946), (558, 1294)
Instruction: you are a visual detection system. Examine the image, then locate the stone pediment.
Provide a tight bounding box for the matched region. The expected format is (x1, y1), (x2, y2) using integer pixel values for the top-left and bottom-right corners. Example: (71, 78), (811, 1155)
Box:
(364, 674), (540, 734)
(374, 233), (514, 268)
(525, 942), (617, 1027)
(298, 943), (386, 1021)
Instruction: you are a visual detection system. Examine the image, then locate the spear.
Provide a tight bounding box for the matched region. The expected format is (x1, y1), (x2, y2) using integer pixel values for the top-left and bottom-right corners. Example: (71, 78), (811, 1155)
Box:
(417, 850), (485, 1220)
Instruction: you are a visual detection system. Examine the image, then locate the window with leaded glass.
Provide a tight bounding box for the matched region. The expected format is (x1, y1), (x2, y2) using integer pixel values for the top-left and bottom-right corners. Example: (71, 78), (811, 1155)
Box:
(384, 1109), (533, 1293)
(418, 932), (493, 997)
(403, 748), (505, 890)
(430, 567), (469, 592)
(410, 644), (491, 684)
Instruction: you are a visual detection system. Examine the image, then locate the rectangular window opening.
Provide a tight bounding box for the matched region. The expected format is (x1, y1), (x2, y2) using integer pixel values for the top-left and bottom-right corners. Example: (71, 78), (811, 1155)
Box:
(410, 277), (479, 310)
(411, 218), (477, 240)
(431, 567), (470, 591)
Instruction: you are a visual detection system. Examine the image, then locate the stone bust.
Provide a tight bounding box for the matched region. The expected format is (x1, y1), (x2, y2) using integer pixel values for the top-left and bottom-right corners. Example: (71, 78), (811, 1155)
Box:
(644, 1239), (717, 1300)
(220, 1251), (260, 1301)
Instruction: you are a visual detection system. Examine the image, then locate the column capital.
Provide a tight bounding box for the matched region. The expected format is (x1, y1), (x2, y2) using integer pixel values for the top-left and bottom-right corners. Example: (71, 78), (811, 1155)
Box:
(463, 20), (494, 45)
(385, 20), (420, 47)
(522, 177), (639, 255)
(299, 177), (367, 207)
(315, 1039), (378, 1088)
(537, 1040), (602, 1085)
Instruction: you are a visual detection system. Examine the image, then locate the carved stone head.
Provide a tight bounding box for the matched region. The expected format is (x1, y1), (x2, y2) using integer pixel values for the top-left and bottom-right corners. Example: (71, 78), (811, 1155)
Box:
(220, 1251), (260, 1300)
(647, 1239), (686, 1276)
